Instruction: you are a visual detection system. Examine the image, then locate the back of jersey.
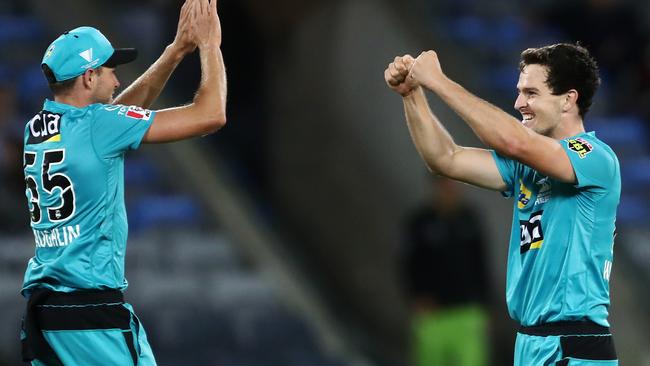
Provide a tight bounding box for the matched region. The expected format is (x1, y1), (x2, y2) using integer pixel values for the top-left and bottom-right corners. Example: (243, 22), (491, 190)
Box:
(22, 99), (153, 294)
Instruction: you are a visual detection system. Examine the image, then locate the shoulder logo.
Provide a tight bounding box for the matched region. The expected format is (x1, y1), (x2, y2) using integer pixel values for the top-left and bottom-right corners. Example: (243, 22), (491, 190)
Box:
(125, 106), (152, 121)
(567, 137), (593, 159)
(79, 48), (93, 62)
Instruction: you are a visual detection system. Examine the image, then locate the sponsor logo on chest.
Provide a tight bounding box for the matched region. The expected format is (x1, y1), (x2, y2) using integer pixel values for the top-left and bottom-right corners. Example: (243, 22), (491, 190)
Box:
(518, 177), (553, 209)
(520, 210), (544, 254)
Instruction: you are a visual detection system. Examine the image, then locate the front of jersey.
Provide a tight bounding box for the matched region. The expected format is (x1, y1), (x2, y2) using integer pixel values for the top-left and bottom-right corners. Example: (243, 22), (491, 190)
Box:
(22, 99), (154, 295)
(492, 131), (620, 327)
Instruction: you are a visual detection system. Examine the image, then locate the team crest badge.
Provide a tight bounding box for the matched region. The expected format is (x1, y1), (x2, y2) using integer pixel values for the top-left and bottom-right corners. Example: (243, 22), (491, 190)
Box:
(567, 138), (593, 159)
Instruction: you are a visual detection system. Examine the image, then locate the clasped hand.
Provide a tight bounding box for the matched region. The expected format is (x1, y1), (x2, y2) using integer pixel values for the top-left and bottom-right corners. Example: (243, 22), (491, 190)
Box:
(172, 0), (222, 54)
(384, 50), (446, 96)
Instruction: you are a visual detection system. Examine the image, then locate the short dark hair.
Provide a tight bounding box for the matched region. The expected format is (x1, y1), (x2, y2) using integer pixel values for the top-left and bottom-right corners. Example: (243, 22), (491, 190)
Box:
(41, 64), (103, 96)
(519, 43), (600, 118)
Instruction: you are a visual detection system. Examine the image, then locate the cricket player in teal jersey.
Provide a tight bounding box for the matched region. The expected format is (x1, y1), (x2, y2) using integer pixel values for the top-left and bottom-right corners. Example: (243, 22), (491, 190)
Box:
(20, 0), (226, 364)
(386, 43), (620, 365)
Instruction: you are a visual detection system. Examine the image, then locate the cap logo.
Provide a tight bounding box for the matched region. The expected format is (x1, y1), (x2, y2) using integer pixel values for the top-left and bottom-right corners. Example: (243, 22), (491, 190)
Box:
(45, 45), (55, 59)
(79, 48), (93, 62)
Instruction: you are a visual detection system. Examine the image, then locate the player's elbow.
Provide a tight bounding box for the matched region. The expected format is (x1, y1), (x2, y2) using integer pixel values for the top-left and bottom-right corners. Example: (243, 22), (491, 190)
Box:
(424, 157), (445, 175)
(425, 147), (458, 176)
(215, 114), (227, 129)
(203, 113), (227, 135)
(210, 109), (227, 128)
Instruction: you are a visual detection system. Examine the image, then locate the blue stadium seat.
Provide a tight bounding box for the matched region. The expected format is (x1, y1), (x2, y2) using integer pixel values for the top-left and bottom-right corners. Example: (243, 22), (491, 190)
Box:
(617, 193), (649, 225)
(620, 157), (650, 187)
(129, 195), (201, 232)
(125, 157), (161, 185)
(0, 15), (44, 44)
(587, 116), (646, 149)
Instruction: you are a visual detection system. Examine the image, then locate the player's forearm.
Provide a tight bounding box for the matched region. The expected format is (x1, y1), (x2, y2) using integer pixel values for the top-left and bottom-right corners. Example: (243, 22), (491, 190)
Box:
(403, 87), (460, 175)
(113, 45), (186, 108)
(432, 77), (532, 158)
(143, 45), (226, 142)
(191, 44), (227, 130)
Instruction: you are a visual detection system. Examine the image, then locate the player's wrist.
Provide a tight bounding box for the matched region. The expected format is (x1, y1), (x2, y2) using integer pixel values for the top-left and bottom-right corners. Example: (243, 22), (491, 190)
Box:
(197, 39), (221, 51)
(167, 42), (194, 59)
(401, 86), (420, 98)
(424, 74), (451, 95)
(401, 90), (415, 98)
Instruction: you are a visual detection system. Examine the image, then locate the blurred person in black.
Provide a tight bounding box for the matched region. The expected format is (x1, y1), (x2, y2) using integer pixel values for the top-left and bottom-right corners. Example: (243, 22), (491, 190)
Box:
(402, 176), (490, 366)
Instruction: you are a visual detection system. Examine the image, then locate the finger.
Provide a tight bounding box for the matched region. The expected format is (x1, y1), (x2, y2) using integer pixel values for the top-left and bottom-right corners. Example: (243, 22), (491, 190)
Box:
(392, 63), (409, 80)
(390, 73), (405, 85)
(407, 60), (417, 77)
(384, 68), (400, 86)
(212, 0), (218, 13)
(190, 0), (199, 17)
(403, 55), (415, 68)
(200, 0), (208, 15)
(384, 69), (393, 84)
(194, 0), (203, 20)
(180, 1), (191, 21)
(394, 60), (408, 74)
(388, 64), (402, 79)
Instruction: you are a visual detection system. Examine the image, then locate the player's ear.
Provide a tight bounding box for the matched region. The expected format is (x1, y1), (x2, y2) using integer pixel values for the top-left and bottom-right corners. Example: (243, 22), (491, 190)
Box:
(563, 89), (578, 113)
(81, 69), (96, 89)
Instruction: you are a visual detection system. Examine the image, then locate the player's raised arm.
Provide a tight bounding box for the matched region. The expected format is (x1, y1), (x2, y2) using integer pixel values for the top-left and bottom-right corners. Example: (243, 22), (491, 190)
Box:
(385, 55), (507, 191)
(113, 0), (196, 108)
(143, 0), (227, 143)
(409, 50), (577, 183)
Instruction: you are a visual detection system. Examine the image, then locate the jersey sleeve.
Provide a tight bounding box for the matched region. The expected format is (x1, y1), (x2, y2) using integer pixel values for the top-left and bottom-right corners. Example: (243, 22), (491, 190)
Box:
(90, 104), (155, 158)
(562, 136), (617, 189)
(491, 150), (517, 198)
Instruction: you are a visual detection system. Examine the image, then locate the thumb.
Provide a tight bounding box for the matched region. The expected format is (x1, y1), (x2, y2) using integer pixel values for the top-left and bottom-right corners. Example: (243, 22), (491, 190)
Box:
(403, 54), (415, 67)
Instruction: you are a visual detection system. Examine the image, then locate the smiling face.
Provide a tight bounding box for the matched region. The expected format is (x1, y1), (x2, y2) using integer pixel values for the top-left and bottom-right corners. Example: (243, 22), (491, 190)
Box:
(514, 64), (567, 137)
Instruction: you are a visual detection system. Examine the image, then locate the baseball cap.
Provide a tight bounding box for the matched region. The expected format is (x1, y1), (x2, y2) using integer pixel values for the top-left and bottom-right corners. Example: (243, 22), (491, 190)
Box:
(41, 26), (137, 83)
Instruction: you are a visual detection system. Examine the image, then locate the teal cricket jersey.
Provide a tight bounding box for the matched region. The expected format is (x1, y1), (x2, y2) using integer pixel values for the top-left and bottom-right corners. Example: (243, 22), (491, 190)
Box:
(491, 131), (620, 327)
(22, 99), (154, 295)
